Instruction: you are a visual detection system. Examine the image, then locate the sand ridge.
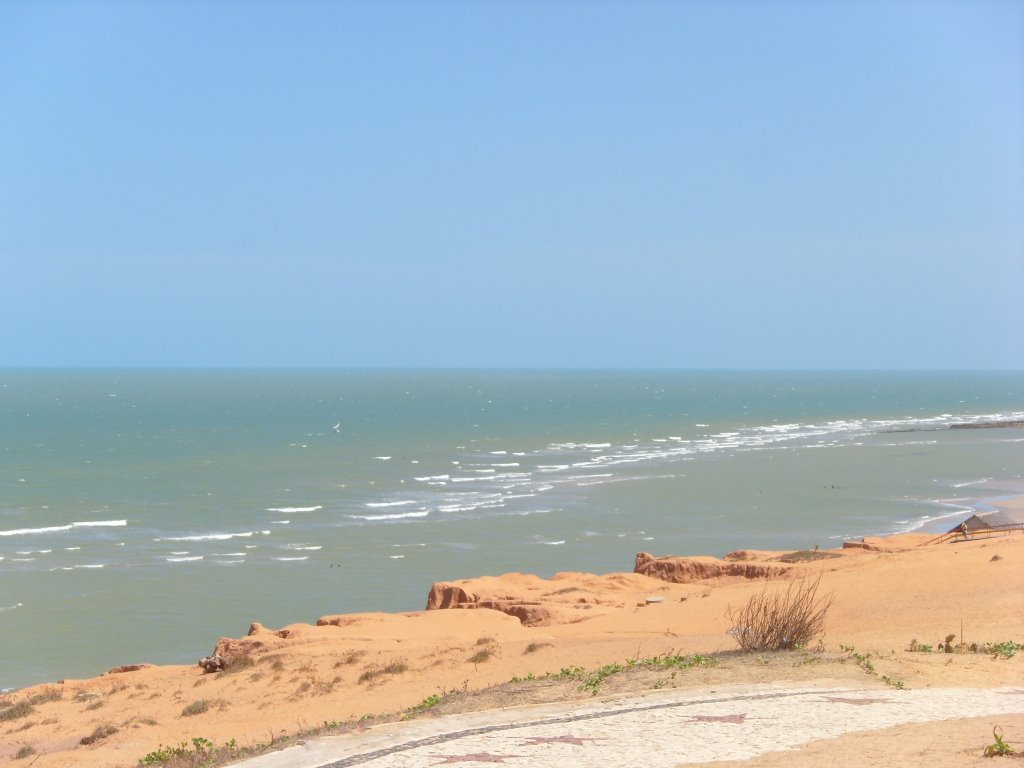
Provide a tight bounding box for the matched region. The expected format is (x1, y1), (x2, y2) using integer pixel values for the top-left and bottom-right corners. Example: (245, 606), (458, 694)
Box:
(2, 531), (1022, 767)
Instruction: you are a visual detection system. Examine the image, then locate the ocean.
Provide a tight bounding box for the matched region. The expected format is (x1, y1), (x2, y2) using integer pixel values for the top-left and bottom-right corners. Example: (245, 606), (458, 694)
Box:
(1, 369), (1022, 691)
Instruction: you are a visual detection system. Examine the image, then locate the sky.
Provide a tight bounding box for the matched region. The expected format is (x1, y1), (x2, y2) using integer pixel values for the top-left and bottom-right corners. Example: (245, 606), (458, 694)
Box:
(1, 1), (1021, 369)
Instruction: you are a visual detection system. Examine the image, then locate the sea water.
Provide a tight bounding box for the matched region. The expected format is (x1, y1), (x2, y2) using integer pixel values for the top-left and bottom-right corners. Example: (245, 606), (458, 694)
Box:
(1, 369), (1022, 690)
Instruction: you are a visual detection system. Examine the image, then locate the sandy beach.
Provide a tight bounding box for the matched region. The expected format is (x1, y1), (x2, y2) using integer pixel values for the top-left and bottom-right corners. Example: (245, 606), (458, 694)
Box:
(2, 525), (1022, 767)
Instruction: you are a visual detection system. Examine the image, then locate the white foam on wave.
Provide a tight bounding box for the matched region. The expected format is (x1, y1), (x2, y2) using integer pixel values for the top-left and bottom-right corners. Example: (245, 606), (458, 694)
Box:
(285, 544), (322, 551)
(155, 530), (269, 542)
(0, 602), (23, 612)
(74, 564), (105, 569)
(952, 477), (994, 488)
(347, 510), (430, 521)
(265, 506), (322, 513)
(365, 500), (417, 508)
(389, 554), (405, 559)
(274, 556), (308, 562)
(167, 556), (203, 562)
(0, 520), (127, 537)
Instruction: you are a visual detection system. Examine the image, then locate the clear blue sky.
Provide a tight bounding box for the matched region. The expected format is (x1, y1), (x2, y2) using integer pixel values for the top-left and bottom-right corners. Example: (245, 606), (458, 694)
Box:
(1, 1), (1021, 369)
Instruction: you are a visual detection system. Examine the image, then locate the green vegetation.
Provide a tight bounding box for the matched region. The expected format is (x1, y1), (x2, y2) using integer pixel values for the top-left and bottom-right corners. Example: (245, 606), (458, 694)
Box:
(984, 726), (1015, 757)
(552, 653), (717, 695)
(985, 641), (1024, 659)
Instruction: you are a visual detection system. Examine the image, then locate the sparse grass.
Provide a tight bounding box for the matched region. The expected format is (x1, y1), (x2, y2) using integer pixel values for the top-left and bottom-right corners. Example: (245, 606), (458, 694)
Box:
(774, 550), (840, 563)
(85, 700), (105, 711)
(26, 689), (61, 706)
(358, 660), (408, 684)
(216, 655), (255, 675)
(0, 701), (34, 722)
(15, 745), (35, 760)
(523, 642), (552, 654)
(80, 723), (119, 745)
(334, 650), (366, 668)
(267, 658), (285, 672)
(180, 700), (211, 718)
(468, 649), (493, 664)
(476, 636), (494, 646)
(727, 573), (833, 652)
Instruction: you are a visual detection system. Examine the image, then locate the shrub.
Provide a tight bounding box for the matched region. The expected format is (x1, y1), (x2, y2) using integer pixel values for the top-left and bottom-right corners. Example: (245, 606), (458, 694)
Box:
(726, 574), (834, 652)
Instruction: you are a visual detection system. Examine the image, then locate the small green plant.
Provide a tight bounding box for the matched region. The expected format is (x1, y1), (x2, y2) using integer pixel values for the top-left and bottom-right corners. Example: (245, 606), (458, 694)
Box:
(908, 639), (934, 653)
(580, 663), (624, 694)
(405, 696), (442, 720)
(180, 700), (211, 717)
(983, 725), (1015, 757)
(843, 645), (876, 675)
(557, 666), (586, 681)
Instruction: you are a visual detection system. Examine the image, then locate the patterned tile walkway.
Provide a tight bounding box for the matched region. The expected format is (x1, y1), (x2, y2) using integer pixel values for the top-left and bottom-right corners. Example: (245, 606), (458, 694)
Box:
(239, 684), (1024, 768)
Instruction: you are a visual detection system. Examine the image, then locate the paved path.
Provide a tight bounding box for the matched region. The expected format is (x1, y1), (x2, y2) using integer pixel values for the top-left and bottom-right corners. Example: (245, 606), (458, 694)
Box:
(238, 684), (1024, 768)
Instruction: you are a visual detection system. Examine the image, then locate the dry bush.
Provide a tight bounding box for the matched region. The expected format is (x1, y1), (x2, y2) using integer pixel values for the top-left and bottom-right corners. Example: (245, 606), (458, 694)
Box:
(726, 573), (834, 652)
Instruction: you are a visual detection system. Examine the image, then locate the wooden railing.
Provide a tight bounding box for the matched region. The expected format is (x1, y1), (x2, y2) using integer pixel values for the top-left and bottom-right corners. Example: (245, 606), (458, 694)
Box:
(921, 523), (1024, 546)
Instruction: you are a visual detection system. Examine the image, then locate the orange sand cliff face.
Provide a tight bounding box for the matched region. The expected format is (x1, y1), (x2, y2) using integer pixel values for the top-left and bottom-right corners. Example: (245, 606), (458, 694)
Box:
(2, 533), (1022, 767)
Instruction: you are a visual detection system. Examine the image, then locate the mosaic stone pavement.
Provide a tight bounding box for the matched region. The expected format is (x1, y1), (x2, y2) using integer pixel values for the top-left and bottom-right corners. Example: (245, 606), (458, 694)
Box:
(240, 684), (1024, 768)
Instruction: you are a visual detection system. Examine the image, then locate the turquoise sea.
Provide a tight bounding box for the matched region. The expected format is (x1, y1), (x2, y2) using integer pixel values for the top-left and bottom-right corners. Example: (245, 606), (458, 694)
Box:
(1, 370), (1022, 691)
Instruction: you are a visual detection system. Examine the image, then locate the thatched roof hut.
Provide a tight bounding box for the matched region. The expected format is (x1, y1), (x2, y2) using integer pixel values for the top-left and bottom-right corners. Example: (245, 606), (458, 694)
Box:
(948, 510), (1017, 533)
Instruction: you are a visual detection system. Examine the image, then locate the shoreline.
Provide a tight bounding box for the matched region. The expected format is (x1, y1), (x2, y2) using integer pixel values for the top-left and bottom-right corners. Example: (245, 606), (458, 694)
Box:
(4, 497), (1021, 693)
(2, 527), (1022, 767)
